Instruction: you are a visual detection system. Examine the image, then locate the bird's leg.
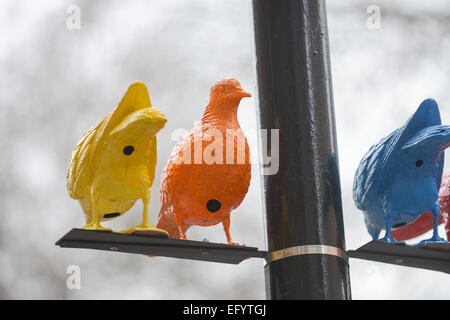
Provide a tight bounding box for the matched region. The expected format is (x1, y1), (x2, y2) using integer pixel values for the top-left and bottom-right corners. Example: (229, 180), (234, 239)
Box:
(416, 202), (447, 246)
(431, 203), (444, 241)
(222, 216), (244, 246)
(82, 189), (111, 231)
(175, 214), (187, 240)
(140, 189), (151, 229)
(126, 189), (168, 235)
(379, 202), (404, 244)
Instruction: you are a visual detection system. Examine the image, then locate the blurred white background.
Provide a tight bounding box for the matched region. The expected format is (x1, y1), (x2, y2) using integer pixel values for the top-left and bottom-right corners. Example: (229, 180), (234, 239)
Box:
(0, 0), (449, 299)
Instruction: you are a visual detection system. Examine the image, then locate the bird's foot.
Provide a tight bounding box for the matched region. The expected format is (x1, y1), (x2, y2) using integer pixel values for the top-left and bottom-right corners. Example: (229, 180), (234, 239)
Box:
(224, 241), (246, 246)
(121, 224), (169, 236)
(378, 236), (405, 244)
(178, 230), (187, 240)
(82, 223), (111, 232)
(414, 235), (448, 247)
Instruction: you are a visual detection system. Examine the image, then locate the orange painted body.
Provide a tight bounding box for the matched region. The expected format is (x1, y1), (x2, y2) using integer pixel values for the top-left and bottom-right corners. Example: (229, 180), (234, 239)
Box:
(156, 79), (252, 245)
(392, 172), (449, 241)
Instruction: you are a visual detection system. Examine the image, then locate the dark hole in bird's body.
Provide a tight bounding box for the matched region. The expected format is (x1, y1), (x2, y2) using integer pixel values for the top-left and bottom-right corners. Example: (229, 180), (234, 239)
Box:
(206, 199), (221, 213)
(103, 212), (121, 219)
(393, 222), (407, 228)
(123, 145), (135, 155)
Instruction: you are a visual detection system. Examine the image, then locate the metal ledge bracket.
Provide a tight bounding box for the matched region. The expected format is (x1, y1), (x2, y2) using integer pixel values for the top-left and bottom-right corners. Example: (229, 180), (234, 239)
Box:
(56, 228), (267, 265)
(347, 240), (450, 274)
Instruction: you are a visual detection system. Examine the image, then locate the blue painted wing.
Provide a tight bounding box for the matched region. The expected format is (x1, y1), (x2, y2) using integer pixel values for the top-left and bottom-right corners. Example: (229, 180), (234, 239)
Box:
(353, 131), (398, 211)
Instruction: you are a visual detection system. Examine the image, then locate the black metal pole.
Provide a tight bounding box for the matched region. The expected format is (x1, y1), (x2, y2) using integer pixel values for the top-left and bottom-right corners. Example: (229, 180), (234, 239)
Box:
(252, 0), (351, 299)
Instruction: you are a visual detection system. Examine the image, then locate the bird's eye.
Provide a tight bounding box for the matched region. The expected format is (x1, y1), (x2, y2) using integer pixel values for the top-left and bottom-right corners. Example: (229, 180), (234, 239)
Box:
(415, 159), (423, 167)
(440, 129), (446, 133)
(123, 145), (135, 155)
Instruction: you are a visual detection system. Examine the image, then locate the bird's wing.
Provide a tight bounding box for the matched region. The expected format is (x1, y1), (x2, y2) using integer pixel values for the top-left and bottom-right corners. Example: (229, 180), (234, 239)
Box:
(228, 163), (251, 209)
(159, 126), (200, 206)
(353, 131), (397, 210)
(67, 113), (111, 199)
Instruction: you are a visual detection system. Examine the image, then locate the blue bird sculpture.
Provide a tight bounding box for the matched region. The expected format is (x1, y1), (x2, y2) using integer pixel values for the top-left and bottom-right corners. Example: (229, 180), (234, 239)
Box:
(353, 99), (450, 246)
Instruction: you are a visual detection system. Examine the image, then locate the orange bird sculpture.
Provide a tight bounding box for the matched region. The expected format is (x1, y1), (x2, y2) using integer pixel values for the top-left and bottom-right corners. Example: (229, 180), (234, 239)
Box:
(392, 172), (449, 241)
(156, 78), (252, 245)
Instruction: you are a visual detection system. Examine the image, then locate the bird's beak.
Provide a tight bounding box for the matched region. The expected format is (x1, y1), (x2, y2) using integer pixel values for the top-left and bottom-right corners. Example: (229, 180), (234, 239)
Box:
(232, 87), (252, 99)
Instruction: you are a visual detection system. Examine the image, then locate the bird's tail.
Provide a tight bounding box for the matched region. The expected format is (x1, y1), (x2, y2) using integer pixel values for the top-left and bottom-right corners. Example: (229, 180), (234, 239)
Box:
(364, 212), (381, 240)
(156, 204), (184, 239)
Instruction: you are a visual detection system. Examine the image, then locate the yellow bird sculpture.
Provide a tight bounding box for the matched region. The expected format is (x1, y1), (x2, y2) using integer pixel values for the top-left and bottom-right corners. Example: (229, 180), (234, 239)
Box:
(67, 81), (168, 235)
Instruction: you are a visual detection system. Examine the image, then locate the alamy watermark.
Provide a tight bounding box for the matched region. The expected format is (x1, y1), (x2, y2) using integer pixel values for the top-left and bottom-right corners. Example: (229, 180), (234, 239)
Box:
(170, 126), (279, 176)
(66, 5), (81, 30)
(66, 265), (81, 290)
(366, 5), (381, 30)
